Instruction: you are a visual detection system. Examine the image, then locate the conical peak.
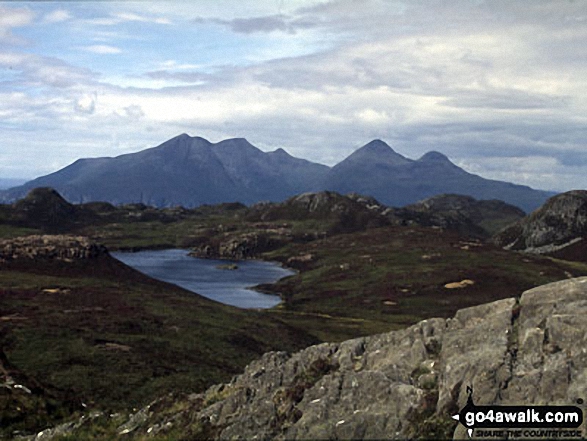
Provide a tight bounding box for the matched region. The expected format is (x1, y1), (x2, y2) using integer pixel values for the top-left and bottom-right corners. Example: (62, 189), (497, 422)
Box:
(419, 151), (451, 163)
(162, 133), (212, 148)
(340, 139), (411, 166)
(361, 139), (395, 153)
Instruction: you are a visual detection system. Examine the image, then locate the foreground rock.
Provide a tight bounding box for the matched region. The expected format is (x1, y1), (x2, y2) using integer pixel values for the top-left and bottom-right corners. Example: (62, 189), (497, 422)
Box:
(38, 277), (584, 440)
(183, 278), (586, 439)
(0, 235), (107, 262)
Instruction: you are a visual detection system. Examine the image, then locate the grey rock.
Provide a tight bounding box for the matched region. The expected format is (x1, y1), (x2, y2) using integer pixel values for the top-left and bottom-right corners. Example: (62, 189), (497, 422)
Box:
(174, 278), (587, 440)
(493, 190), (587, 253)
(0, 235), (108, 262)
(33, 278), (587, 439)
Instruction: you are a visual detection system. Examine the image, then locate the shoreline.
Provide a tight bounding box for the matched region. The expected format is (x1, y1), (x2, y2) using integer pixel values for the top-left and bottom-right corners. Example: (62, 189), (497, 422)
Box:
(112, 247), (297, 310)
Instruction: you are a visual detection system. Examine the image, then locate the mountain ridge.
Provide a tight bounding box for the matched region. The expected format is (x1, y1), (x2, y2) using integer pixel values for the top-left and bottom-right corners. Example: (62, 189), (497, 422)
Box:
(1, 134), (555, 212)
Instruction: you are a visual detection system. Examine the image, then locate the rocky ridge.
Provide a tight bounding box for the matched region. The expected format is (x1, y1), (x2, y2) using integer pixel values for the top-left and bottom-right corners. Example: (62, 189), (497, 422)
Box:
(493, 190), (587, 255)
(37, 277), (585, 440)
(190, 191), (526, 260)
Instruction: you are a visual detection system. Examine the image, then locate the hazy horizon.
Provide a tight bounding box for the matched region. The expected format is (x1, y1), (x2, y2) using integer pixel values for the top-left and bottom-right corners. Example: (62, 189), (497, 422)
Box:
(1, 1), (586, 192)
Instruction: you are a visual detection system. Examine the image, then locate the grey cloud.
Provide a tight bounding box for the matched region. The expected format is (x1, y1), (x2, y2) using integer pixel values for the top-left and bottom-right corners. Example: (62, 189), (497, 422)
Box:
(442, 89), (571, 110)
(123, 105), (145, 119)
(228, 15), (292, 34)
(194, 14), (319, 34)
(0, 52), (97, 88)
(145, 70), (211, 84)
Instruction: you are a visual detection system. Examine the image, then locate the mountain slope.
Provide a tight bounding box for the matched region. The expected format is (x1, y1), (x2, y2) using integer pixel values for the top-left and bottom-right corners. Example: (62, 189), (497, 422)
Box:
(1, 135), (328, 207)
(1, 135), (553, 211)
(324, 141), (553, 212)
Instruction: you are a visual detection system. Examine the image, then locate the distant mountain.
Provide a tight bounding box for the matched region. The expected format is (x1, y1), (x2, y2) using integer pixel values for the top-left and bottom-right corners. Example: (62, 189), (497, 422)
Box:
(493, 190), (587, 260)
(0, 178), (27, 190)
(0, 135), (328, 207)
(323, 140), (553, 212)
(1, 135), (554, 211)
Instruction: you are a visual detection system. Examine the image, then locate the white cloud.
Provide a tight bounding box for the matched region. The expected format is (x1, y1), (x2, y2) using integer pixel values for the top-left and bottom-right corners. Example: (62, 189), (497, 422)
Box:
(0, 5), (35, 45)
(0, 51), (97, 88)
(83, 11), (172, 26)
(0, 6), (34, 28)
(114, 12), (171, 25)
(43, 10), (71, 24)
(81, 45), (122, 54)
(74, 93), (97, 114)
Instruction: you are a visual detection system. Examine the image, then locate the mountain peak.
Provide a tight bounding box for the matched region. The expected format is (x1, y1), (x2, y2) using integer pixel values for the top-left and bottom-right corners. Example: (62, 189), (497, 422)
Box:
(159, 133), (212, 149)
(215, 137), (256, 149)
(340, 139), (411, 167)
(418, 151), (451, 163)
(168, 133), (195, 143)
(362, 139), (395, 153)
(270, 147), (291, 158)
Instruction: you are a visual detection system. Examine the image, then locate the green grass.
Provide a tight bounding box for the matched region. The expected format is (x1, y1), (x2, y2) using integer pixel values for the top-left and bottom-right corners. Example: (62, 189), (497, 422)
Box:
(259, 226), (587, 341)
(0, 224), (40, 238)
(0, 256), (317, 437)
(3, 203), (587, 438)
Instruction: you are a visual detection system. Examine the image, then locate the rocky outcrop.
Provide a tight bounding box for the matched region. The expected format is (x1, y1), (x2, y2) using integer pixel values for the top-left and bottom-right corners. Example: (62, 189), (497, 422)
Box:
(90, 277), (586, 440)
(189, 232), (289, 260)
(246, 191), (390, 234)
(493, 190), (587, 254)
(0, 235), (107, 262)
(394, 194), (526, 238)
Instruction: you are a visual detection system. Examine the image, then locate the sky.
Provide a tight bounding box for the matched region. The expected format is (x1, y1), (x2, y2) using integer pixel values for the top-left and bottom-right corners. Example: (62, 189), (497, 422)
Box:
(0, 0), (586, 192)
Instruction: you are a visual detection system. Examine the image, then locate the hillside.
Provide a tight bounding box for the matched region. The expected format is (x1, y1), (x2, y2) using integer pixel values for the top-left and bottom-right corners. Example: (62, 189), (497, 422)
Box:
(0, 235), (317, 437)
(395, 193), (526, 238)
(1, 135), (553, 212)
(2, 189), (587, 438)
(24, 277), (587, 439)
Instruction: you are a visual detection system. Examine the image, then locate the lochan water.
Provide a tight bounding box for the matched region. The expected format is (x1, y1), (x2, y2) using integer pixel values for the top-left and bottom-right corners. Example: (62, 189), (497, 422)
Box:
(111, 249), (294, 309)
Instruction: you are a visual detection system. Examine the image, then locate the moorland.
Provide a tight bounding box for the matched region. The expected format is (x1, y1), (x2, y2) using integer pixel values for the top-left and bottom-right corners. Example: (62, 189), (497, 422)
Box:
(1, 186), (586, 439)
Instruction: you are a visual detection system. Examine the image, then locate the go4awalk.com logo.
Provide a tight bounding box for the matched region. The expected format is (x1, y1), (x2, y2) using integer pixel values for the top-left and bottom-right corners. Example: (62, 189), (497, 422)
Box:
(452, 387), (584, 439)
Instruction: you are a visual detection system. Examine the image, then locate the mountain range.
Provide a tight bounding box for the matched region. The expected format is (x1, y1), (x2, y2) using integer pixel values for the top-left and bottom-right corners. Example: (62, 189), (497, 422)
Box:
(1, 134), (555, 212)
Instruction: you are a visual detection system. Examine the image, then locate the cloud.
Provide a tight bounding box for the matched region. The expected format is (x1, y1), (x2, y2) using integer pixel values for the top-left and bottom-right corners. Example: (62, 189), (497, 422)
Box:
(0, 6), (34, 28)
(81, 45), (122, 54)
(74, 93), (97, 114)
(196, 14), (319, 34)
(441, 89), (571, 110)
(3, 1), (587, 192)
(0, 51), (97, 88)
(145, 70), (210, 85)
(84, 11), (172, 26)
(43, 10), (71, 24)
(0, 5), (35, 45)
(114, 12), (171, 25)
(122, 105), (145, 120)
